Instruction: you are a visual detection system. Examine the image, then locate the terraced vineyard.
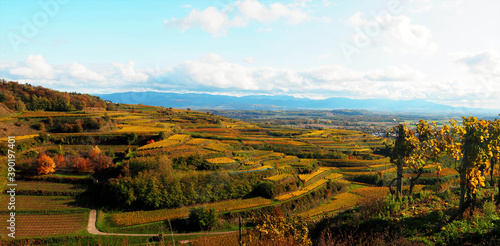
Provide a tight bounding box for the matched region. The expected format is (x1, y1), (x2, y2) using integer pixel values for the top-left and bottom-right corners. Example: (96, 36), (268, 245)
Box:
(0, 213), (88, 238)
(275, 179), (328, 201)
(109, 197), (273, 227)
(0, 174), (90, 239)
(1, 92), (481, 245)
(300, 191), (363, 217)
(0, 196), (80, 211)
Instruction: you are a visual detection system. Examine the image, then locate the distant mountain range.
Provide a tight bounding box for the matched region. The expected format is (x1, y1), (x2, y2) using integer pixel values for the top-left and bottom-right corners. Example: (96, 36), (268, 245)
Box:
(95, 91), (499, 115)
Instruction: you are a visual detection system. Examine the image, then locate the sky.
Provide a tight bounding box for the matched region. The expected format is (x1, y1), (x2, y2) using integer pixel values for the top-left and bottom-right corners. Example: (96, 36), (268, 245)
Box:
(0, 0), (499, 109)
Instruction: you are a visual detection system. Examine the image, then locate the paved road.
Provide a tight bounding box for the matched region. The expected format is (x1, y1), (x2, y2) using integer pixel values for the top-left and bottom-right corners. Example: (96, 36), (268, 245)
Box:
(87, 209), (239, 237)
(87, 209), (159, 236)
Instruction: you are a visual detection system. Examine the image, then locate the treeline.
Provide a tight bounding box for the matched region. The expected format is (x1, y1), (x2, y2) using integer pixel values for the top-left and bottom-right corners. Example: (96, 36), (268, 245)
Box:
(18, 146), (114, 174)
(100, 155), (275, 210)
(0, 80), (106, 111)
(35, 116), (111, 133)
(255, 143), (353, 159)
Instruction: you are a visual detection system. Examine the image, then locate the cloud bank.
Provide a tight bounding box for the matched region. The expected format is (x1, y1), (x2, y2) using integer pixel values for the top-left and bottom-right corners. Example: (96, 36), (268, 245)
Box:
(2, 52), (498, 109)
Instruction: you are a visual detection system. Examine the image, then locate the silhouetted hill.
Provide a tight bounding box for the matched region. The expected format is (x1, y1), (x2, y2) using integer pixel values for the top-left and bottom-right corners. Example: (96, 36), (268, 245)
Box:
(95, 91), (498, 115)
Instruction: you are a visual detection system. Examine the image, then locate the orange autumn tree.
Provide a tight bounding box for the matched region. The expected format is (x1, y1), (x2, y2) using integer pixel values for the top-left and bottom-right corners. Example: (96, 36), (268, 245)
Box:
(88, 145), (101, 160)
(56, 155), (66, 169)
(71, 156), (91, 172)
(37, 154), (56, 175)
(91, 154), (113, 172)
(88, 145), (113, 172)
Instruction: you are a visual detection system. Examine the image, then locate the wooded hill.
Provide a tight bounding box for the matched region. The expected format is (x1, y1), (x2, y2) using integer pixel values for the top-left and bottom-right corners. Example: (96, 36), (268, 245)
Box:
(0, 80), (106, 112)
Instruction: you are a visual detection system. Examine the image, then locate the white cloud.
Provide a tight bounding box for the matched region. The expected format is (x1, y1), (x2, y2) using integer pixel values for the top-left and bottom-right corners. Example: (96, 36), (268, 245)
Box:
(305, 65), (363, 82)
(202, 53), (226, 63)
(164, 0), (324, 36)
(408, 0), (433, 12)
(365, 65), (425, 81)
(4, 53), (499, 109)
(347, 12), (437, 55)
(177, 55), (259, 90)
(377, 15), (437, 54)
(243, 57), (255, 64)
(410, 3), (433, 13)
(303, 64), (423, 83)
(452, 50), (500, 76)
(293, 0), (313, 8)
(9, 55), (59, 79)
(152, 54), (428, 100)
(237, 0), (310, 24)
(440, 0), (468, 13)
(445, 50), (500, 108)
(347, 11), (365, 27)
(180, 4), (192, 8)
(165, 7), (232, 36)
(112, 61), (148, 82)
(69, 62), (106, 82)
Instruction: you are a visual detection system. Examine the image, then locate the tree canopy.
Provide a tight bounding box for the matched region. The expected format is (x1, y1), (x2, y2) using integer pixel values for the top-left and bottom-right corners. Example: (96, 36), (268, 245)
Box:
(0, 80), (106, 111)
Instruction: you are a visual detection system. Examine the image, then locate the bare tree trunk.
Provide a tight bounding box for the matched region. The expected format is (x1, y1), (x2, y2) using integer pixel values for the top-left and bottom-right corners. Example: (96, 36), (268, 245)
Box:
(388, 177), (397, 196)
(491, 158), (496, 186)
(467, 188), (473, 217)
(409, 168), (423, 195)
(490, 157), (500, 205)
(437, 168), (440, 189)
(451, 142), (473, 222)
(396, 124), (404, 201)
(459, 139), (470, 211)
(490, 157), (497, 204)
(449, 197), (471, 223)
(459, 170), (467, 209)
(471, 192), (477, 216)
(497, 177), (500, 205)
(396, 158), (403, 200)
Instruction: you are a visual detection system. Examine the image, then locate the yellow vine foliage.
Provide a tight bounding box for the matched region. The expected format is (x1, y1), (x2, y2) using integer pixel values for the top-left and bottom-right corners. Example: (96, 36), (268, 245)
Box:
(275, 179), (327, 201)
(264, 173), (291, 181)
(249, 212), (311, 246)
(298, 167), (329, 183)
(206, 157), (236, 164)
(300, 192), (361, 217)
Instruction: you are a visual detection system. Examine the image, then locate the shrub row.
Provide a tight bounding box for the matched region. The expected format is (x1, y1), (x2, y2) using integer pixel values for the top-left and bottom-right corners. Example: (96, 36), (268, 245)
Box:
(225, 181), (347, 218)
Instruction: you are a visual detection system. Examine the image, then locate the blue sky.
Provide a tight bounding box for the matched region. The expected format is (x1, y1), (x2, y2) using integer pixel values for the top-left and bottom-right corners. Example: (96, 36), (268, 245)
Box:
(0, 0), (499, 109)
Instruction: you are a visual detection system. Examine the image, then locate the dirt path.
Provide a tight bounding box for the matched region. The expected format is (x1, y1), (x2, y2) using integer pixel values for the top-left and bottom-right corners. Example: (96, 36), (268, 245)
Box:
(87, 209), (238, 237)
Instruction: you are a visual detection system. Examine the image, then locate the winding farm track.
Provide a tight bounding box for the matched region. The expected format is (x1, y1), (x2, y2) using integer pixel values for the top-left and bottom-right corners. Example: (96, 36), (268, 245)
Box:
(87, 209), (238, 237)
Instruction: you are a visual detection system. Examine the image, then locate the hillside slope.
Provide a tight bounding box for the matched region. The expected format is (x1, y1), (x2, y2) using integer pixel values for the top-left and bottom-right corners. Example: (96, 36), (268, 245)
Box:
(96, 91), (499, 114)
